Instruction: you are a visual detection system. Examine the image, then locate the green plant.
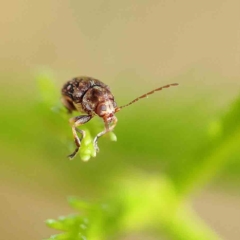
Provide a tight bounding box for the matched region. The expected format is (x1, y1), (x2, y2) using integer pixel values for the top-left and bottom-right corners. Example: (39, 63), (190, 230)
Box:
(40, 73), (240, 240)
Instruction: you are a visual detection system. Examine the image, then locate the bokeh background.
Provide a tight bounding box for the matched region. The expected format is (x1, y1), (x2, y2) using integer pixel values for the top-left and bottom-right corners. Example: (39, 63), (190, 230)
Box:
(1, 1), (240, 239)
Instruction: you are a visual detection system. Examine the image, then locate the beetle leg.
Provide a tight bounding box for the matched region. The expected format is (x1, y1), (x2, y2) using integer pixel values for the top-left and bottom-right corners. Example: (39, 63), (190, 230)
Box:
(93, 116), (118, 152)
(108, 116), (118, 132)
(68, 115), (92, 160)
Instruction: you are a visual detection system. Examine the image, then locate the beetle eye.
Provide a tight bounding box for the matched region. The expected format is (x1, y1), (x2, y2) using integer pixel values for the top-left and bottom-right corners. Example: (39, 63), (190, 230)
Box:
(100, 105), (107, 111)
(96, 104), (107, 116)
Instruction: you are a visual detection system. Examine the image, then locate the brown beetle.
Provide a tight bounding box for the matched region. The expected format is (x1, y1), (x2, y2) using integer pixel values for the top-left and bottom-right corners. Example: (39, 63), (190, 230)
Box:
(62, 76), (178, 159)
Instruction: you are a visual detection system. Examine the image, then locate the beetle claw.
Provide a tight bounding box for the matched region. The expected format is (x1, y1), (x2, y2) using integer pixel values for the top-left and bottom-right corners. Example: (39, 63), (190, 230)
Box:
(67, 149), (79, 160)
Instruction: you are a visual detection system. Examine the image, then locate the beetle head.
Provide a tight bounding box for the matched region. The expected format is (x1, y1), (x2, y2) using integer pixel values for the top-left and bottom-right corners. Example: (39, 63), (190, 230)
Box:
(95, 100), (117, 123)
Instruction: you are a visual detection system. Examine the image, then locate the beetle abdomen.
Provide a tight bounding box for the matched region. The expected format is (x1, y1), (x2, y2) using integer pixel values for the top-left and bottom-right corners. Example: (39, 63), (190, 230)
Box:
(61, 76), (108, 103)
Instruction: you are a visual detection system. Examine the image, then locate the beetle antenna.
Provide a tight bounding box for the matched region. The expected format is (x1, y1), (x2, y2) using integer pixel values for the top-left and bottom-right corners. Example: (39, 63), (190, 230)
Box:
(115, 83), (179, 111)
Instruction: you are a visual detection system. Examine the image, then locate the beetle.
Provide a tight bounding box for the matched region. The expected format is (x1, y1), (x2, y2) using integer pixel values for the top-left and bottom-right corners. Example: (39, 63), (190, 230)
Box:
(61, 76), (178, 159)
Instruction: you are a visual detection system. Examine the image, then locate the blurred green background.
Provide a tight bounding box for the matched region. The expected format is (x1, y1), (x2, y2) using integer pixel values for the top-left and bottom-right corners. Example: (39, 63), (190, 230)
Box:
(1, 1), (240, 239)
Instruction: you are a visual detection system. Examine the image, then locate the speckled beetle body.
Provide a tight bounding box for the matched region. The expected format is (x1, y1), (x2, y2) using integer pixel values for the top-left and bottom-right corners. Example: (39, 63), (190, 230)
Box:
(61, 76), (178, 160)
(62, 77), (113, 113)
